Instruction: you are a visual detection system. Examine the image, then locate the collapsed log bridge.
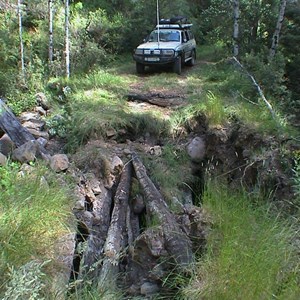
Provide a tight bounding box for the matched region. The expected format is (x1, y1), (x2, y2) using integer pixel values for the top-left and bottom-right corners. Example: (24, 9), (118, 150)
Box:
(72, 152), (205, 297)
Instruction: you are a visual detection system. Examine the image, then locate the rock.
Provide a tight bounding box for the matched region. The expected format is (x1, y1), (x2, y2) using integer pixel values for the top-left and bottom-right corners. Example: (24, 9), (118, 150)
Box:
(74, 199), (85, 211)
(118, 128), (127, 135)
(187, 136), (206, 162)
(106, 128), (117, 138)
(22, 119), (45, 131)
(0, 152), (7, 166)
(140, 282), (160, 296)
(12, 140), (38, 163)
(104, 174), (115, 189)
(111, 155), (124, 175)
(19, 112), (40, 122)
(0, 134), (15, 156)
(50, 154), (69, 172)
(36, 137), (48, 148)
(150, 145), (162, 156)
(76, 210), (94, 229)
(86, 173), (102, 195)
(35, 92), (50, 110)
(35, 106), (47, 116)
(17, 164), (35, 178)
(123, 148), (132, 156)
(27, 128), (49, 140)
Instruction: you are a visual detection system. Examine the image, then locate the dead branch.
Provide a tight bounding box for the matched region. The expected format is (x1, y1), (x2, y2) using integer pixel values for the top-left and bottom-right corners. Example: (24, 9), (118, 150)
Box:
(231, 57), (276, 120)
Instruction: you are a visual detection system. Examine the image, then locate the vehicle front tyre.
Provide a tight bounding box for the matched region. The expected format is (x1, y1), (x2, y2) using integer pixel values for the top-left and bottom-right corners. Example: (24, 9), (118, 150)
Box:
(186, 50), (196, 66)
(173, 56), (182, 75)
(136, 62), (145, 74)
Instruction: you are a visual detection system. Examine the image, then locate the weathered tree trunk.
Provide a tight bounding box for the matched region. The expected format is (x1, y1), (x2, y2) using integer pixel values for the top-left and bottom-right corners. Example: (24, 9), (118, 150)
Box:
(127, 92), (184, 107)
(48, 0), (54, 64)
(131, 152), (194, 268)
(65, 0), (70, 78)
(269, 0), (287, 59)
(17, 0), (25, 81)
(98, 163), (132, 289)
(233, 0), (240, 57)
(78, 187), (113, 280)
(0, 99), (35, 147)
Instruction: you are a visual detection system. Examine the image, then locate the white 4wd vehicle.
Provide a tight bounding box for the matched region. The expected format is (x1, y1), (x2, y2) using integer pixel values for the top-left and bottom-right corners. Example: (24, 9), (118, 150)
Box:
(133, 17), (196, 75)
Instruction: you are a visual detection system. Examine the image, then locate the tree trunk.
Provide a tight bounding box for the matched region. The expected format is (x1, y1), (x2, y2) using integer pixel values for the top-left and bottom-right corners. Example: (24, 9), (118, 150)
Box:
(0, 99), (35, 147)
(17, 0), (25, 81)
(65, 0), (70, 78)
(131, 152), (194, 268)
(233, 0), (240, 57)
(269, 0), (287, 59)
(48, 0), (54, 64)
(98, 163), (132, 289)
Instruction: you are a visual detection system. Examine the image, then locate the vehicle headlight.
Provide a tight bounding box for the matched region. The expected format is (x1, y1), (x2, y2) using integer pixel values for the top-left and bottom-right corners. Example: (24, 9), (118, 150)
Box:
(135, 49), (143, 55)
(162, 49), (175, 56)
(153, 49), (161, 55)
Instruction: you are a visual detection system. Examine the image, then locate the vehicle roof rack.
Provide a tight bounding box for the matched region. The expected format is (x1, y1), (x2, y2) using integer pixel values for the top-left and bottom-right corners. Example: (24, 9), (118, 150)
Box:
(160, 16), (188, 24)
(157, 16), (192, 29)
(156, 23), (193, 30)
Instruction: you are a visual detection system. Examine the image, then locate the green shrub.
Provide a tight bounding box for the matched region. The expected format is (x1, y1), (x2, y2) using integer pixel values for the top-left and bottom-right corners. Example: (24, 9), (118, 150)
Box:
(293, 151), (300, 200)
(3, 260), (48, 300)
(71, 41), (111, 73)
(243, 51), (289, 100)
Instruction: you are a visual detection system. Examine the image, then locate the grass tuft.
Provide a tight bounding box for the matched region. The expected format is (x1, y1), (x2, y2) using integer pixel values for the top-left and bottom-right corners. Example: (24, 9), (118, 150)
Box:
(0, 162), (75, 296)
(183, 180), (300, 300)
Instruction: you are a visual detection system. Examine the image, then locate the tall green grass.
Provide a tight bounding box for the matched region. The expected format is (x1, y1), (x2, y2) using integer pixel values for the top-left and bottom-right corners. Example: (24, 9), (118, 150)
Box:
(0, 162), (75, 297)
(183, 180), (300, 300)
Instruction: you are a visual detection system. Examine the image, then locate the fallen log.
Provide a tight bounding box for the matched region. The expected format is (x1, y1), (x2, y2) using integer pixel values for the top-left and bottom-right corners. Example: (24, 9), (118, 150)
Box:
(0, 98), (35, 147)
(98, 162), (132, 289)
(78, 186), (113, 280)
(131, 152), (194, 268)
(127, 92), (184, 107)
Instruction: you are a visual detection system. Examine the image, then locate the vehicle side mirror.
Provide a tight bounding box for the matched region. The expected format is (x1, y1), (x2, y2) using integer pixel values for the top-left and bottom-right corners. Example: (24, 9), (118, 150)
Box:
(183, 38), (187, 43)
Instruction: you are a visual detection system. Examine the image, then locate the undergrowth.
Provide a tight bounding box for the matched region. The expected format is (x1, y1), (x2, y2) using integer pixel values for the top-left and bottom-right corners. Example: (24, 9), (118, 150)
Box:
(0, 161), (75, 298)
(183, 180), (300, 300)
(142, 144), (193, 205)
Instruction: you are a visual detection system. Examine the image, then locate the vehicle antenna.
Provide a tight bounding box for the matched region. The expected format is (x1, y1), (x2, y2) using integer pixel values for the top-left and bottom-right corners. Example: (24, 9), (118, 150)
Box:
(156, 0), (160, 47)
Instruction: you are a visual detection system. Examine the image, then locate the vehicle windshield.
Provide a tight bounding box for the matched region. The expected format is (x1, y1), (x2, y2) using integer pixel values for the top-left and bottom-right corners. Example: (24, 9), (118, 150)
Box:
(147, 30), (180, 42)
